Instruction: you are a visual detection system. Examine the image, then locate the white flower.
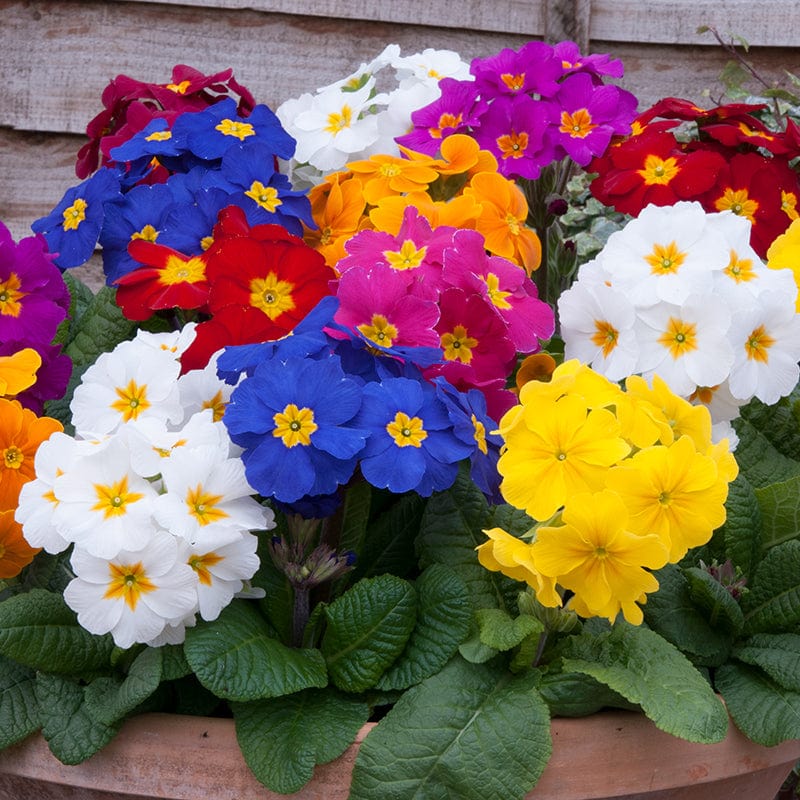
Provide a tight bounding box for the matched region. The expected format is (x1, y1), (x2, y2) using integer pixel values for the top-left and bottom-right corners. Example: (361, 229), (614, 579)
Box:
(177, 352), (237, 423)
(323, 43), (401, 91)
(711, 420), (739, 450)
(635, 294), (733, 396)
(688, 381), (747, 425)
(64, 532), (198, 649)
(70, 338), (184, 438)
(558, 281), (639, 381)
(154, 446), (273, 547)
(598, 202), (727, 306)
(391, 48), (471, 90)
(51, 436), (160, 559)
(181, 532), (261, 621)
(134, 324), (197, 358)
(728, 290), (800, 405)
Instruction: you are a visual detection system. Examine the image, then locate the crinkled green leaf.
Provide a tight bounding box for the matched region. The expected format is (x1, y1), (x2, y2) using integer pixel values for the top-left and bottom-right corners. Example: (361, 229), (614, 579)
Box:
(538, 669), (636, 717)
(643, 565), (732, 665)
(475, 608), (543, 652)
(740, 393), (800, 462)
(83, 646), (163, 726)
(322, 574), (417, 692)
(562, 621), (727, 742)
(716, 661), (800, 745)
(0, 588), (115, 673)
(160, 644), (192, 682)
(458, 619), (501, 664)
(732, 416), (800, 487)
(755, 476), (800, 549)
(417, 468), (527, 613)
(376, 565), (471, 691)
(719, 473), (762, 574)
(233, 689), (369, 794)
(35, 673), (121, 764)
(742, 540), (800, 634)
(350, 656), (551, 800)
(0, 654), (39, 749)
(733, 633), (800, 691)
(184, 600), (327, 701)
(683, 567), (744, 635)
(64, 285), (135, 368)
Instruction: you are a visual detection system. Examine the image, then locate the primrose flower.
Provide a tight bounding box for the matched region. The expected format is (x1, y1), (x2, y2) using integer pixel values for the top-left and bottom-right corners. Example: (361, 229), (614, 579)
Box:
(0, 509), (40, 579)
(64, 531), (199, 649)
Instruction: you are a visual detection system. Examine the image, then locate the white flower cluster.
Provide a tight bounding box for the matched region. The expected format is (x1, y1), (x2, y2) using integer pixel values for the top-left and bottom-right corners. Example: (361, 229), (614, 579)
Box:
(558, 202), (800, 442)
(16, 328), (274, 648)
(276, 44), (471, 188)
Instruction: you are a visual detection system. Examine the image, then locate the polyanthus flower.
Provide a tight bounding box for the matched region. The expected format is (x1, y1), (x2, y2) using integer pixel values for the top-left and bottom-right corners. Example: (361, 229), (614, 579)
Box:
(0, 398), (63, 510)
(531, 491), (668, 625)
(354, 375), (473, 496)
(223, 355), (369, 505)
(0, 509), (40, 578)
(766, 217), (800, 311)
(347, 152), (440, 206)
(470, 41), (562, 98)
(0, 348), (41, 399)
(64, 531), (198, 649)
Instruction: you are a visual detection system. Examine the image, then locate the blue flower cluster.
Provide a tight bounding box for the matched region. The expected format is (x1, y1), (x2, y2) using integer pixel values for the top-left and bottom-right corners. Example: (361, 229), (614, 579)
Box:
(32, 98), (314, 282)
(218, 296), (503, 514)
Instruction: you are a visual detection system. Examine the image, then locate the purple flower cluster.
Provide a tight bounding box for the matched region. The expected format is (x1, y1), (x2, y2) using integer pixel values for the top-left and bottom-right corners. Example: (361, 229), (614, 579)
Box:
(0, 223), (71, 412)
(396, 40), (638, 180)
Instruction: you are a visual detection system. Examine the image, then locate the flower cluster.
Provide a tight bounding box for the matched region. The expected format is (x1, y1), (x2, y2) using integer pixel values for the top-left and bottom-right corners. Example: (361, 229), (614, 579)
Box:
(557, 201), (800, 438)
(478, 360), (738, 624)
(16, 329), (273, 647)
(589, 97), (800, 256)
(276, 45), (471, 187)
(397, 39), (638, 181)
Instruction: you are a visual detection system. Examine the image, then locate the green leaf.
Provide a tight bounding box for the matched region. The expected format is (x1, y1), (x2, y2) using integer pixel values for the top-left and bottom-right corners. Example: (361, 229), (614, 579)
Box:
(184, 600), (328, 701)
(716, 662), (800, 745)
(35, 673), (121, 764)
(64, 285), (136, 367)
(755, 476), (800, 549)
(322, 574), (417, 692)
(561, 621), (728, 742)
(719, 473), (762, 574)
(458, 620), (501, 664)
(233, 689), (369, 794)
(732, 416), (800, 488)
(538, 669), (636, 717)
(160, 644), (192, 682)
(643, 565), (732, 665)
(683, 567), (744, 635)
(0, 655), (39, 749)
(83, 646), (163, 726)
(740, 393), (800, 462)
(0, 589), (115, 673)
(376, 565), (471, 691)
(350, 657), (551, 800)
(475, 608), (543, 652)
(742, 540), (800, 634)
(417, 468), (527, 613)
(733, 633), (800, 691)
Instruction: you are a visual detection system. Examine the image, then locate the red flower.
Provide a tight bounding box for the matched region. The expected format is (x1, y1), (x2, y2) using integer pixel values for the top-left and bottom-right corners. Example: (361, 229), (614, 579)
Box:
(114, 240), (211, 322)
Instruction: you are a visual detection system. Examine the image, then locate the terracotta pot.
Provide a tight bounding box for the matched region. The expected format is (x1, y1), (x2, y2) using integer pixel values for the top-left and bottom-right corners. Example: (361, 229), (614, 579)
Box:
(0, 709), (798, 800)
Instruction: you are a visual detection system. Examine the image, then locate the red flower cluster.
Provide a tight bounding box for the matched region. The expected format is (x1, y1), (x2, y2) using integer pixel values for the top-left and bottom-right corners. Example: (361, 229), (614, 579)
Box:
(589, 98), (800, 256)
(76, 65), (255, 179)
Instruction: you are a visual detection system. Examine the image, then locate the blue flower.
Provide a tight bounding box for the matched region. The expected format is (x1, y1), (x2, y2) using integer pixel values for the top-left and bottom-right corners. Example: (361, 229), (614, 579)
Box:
(31, 168), (121, 268)
(172, 98), (296, 161)
(158, 187), (233, 255)
(109, 118), (183, 163)
(353, 376), (473, 496)
(223, 354), (368, 503)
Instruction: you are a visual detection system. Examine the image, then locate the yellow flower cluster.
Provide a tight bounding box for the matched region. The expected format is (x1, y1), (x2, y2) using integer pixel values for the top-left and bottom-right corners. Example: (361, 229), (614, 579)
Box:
(477, 360), (739, 625)
(303, 134), (541, 275)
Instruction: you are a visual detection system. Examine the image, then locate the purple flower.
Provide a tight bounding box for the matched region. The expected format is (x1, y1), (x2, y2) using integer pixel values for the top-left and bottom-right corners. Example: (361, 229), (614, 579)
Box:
(0, 340), (71, 414)
(553, 41), (624, 79)
(470, 41), (562, 98)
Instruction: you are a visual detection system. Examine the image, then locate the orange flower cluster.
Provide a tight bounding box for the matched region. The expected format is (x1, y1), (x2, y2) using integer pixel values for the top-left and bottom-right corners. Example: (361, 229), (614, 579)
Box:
(303, 134), (542, 275)
(0, 353), (63, 578)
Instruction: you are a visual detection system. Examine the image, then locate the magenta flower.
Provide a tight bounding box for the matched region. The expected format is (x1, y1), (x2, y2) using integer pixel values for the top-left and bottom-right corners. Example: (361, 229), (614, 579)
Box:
(470, 41), (562, 98)
(549, 72), (637, 165)
(553, 41), (624, 79)
(334, 263), (440, 351)
(472, 94), (557, 180)
(0, 341), (71, 414)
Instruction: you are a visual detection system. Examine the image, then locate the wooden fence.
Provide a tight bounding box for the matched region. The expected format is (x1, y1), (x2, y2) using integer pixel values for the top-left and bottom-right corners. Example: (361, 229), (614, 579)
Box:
(1, 0), (798, 248)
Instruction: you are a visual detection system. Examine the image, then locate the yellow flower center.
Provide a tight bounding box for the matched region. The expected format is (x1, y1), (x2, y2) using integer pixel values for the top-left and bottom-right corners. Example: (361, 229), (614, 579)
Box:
(723, 250), (755, 283)
(430, 112), (462, 139)
(715, 188), (758, 223)
(386, 411), (427, 448)
(3, 446), (23, 470)
(385, 240), (427, 271)
(501, 73), (526, 91)
(497, 131), (529, 160)
(645, 241), (687, 275)
(186, 485), (228, 526)
(658, 317), (698, 359)
(245, 181), (282, 212)
(202, 390), (227, 422)
(472, 413), (488, 455)
(324, 105), (353, 134)
(0, 274), (25, 318)
(441, 324), (478, 364)
(637, 154), (680, 186)
(145, 130), (172, 142)
(166, 80), (191, 94)
(358, 314), (399, 348)
(590, 320), (619, 357)
(188, 552), (224, 586)
(559, 108), (596, 138)
(745, 325), (775, 363)
(111, 379), (151, 422)
(104, 561), (156, 610)
(484, 273), (512, 309)
(273, 403), (318, 447)
(249, 274), (295, 320)
(62, 197), (88, 231)
(91, 477), (144, 519)
(160, 254), (207, 285)
(215, 119), (255, 140)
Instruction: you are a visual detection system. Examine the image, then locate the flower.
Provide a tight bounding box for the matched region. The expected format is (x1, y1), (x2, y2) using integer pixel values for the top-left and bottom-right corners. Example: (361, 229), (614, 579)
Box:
(5, 43), (800, 800)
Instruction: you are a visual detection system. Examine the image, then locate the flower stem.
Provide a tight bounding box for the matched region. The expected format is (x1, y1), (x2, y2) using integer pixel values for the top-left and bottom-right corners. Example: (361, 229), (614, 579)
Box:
(292, 585), (310, 648)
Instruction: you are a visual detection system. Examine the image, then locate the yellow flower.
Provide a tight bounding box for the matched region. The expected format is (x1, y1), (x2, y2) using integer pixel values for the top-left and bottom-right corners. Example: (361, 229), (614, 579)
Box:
(605, 435), (728, 561)
(476, 527), (560, 606)
(498, 394), (630, 520)
(531, 491), (667, 625)
(766, 217), (800, 312)
(0, 348), (41, 398)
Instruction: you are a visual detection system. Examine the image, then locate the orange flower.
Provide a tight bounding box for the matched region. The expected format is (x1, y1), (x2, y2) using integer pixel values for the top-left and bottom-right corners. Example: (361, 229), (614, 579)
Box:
(370, 192), (482, 235)
(304, 173), (368, 269)
(464, 171), (542, 274)
(0, 398), (63, 510)
(347, 153), (440, 205)
(0, 509), (40, 578)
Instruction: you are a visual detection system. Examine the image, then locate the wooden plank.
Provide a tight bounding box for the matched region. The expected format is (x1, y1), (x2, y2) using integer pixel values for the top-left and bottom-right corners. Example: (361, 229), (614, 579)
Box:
(0, 0), (532, 135)
(129, 0), (545, 35)
(589, 0), (800, 48)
